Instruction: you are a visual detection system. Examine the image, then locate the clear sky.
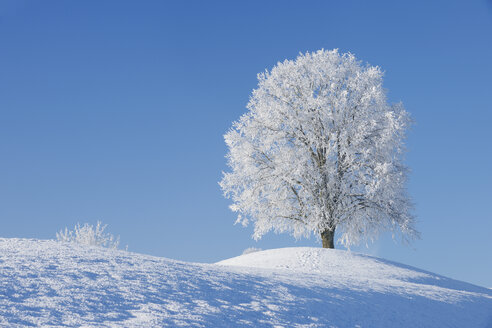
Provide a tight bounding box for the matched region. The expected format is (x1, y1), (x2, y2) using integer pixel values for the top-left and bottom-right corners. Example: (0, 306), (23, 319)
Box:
(1, 0), (491, 287)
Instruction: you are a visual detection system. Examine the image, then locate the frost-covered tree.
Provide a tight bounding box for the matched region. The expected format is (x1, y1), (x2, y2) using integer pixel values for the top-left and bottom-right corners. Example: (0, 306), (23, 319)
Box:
(220, 49), (418, 248)
(242, 247), (262, 255)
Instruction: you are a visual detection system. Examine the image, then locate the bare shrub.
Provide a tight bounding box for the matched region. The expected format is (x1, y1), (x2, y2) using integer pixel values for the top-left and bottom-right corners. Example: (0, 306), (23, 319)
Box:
(56, 221), (120, 250)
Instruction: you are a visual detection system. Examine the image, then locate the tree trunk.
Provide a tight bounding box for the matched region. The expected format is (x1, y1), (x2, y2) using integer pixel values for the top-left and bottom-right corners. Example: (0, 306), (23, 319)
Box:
(321, 228), (335, 249)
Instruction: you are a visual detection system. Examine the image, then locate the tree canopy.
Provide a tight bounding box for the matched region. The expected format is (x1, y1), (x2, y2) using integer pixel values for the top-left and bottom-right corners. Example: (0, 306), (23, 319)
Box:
(220, 49), (418, 248)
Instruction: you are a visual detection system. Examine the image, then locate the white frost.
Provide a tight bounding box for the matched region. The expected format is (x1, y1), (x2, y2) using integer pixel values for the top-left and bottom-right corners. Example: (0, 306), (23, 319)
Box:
(220, 49), (417, 247)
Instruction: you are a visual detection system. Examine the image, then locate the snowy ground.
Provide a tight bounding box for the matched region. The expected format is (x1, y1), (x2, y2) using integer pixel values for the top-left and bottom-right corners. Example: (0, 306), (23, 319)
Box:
(0, 238), (491, 327)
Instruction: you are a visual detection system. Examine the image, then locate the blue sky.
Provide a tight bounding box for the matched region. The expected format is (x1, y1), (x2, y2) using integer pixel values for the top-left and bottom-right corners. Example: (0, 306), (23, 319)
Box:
(1, 0), (491, 287)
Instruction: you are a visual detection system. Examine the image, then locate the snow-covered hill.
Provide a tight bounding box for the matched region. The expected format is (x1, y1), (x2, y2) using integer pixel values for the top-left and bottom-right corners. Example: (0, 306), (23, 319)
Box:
(0, 239), (491, 327)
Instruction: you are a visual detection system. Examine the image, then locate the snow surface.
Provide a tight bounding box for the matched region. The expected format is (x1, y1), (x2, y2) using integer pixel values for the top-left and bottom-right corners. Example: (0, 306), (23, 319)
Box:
(0, 239), (491, 327)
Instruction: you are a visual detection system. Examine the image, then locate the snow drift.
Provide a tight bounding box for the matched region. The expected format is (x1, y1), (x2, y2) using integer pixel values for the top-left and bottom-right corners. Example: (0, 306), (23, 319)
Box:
(0, 238), (491, 327)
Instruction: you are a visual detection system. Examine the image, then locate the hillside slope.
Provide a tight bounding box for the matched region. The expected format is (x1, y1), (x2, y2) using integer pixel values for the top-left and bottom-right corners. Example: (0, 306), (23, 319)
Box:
(0, 238), (491, 327)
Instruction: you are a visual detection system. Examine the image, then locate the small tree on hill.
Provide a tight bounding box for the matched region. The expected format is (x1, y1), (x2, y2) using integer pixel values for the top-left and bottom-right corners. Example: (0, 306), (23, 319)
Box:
(220, 49), (418, 248)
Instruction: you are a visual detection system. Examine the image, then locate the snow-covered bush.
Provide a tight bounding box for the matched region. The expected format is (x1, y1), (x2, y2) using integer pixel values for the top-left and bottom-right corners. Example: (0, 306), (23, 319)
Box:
(242, 247), (262, 255)
(56, 221), (120, 249)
